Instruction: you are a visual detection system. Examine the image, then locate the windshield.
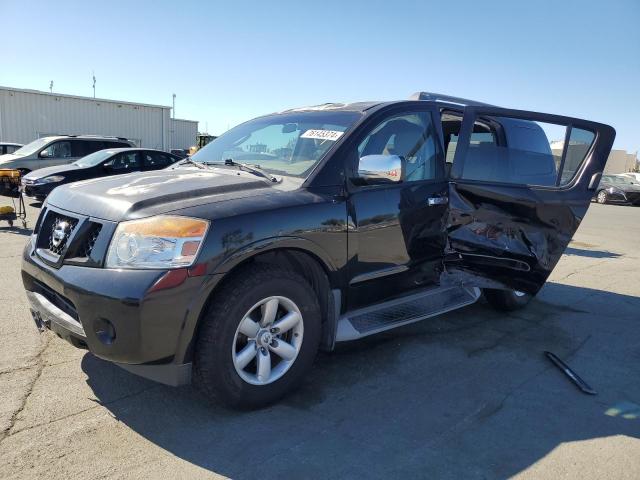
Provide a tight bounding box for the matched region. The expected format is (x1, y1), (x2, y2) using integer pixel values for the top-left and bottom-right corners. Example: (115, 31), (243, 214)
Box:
(191, 111), (362, 178)
(73, 149), (115, 167)
(10, 137), (52, 157)
(603, 175), (634, 185)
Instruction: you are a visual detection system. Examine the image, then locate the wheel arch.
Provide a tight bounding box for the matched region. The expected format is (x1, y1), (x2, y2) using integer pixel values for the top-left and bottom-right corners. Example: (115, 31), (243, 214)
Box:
(176, 240), (342, 364)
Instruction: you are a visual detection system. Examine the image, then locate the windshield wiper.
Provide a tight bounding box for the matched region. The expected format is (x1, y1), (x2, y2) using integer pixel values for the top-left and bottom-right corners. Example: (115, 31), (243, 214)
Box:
(177, 157), (206, 169)
(204, 159), (279, 183)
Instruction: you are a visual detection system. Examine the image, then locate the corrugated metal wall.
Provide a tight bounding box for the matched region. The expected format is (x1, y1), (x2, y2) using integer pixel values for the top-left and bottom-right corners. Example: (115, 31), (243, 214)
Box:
(171, 118), (198, 150)
(0, 87), (178, 150)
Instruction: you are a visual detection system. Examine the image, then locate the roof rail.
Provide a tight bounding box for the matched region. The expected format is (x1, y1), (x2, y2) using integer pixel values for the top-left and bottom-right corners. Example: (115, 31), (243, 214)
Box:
(409, 91), (494, 107)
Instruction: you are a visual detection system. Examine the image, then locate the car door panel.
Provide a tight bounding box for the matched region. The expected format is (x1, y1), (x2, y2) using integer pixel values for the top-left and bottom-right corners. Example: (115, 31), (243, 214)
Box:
(445, 106), (616, 294)
(345, 106), (447, 310)
(348, 181), (448, 309)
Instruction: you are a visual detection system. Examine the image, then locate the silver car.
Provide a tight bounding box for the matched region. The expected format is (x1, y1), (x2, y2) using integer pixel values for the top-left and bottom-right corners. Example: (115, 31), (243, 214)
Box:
(0, 135), (134, 173)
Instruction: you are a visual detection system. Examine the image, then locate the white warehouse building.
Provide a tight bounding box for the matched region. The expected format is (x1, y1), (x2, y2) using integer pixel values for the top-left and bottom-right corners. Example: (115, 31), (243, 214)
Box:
(0, 86), (198, 151)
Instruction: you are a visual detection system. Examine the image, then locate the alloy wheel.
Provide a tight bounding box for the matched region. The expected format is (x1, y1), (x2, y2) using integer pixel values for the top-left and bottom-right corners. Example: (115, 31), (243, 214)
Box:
(232, 296), (304, 385)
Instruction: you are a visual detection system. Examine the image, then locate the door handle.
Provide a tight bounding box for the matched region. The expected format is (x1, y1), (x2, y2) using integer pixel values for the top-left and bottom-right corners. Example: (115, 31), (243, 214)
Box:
(427, 196), (448, 206)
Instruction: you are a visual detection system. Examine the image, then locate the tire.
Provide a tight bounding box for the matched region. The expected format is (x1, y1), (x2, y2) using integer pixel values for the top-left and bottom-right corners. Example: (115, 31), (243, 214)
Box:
(596, 190), (608, 204)
(484, 289), (532, 312)
(193, 264), (321, 409)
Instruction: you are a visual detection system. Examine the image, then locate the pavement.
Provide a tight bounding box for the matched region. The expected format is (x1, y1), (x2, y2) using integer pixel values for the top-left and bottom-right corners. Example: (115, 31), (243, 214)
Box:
(0, 200), (639, 479)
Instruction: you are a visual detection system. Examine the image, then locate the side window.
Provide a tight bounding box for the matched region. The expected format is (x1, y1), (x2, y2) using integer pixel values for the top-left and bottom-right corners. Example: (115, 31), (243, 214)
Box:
(143, 152), (172, 168)
(110, 152), (141, 171)
(110, 142), (131, 148)
(7, 146), (19, 154)
(356, 111), (441, 183)
(73, 141), (102, 157)
(442, 112), (497, 166)
(41, 141), (72, 159)
(456, 114), (594, 187)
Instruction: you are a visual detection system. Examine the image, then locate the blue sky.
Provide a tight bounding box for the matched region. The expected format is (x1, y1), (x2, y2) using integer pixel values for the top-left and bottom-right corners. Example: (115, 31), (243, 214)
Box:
(2, 0), (639, 154)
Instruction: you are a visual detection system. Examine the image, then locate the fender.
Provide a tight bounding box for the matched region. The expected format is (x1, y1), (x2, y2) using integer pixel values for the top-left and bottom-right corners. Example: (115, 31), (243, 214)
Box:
(172, 235), (340, 364)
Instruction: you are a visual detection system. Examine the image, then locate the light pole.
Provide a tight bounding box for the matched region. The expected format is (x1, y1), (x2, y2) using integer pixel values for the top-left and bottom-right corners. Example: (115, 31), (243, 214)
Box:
(49, 81), (53, 93)
(172, 93), (176, 120)
(92, 72), (96, 98)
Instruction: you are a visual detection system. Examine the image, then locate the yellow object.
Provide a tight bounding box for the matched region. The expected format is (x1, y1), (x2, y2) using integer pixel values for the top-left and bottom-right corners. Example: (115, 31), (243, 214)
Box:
(0, 206), (15, 214)
(0, 169), (20, 178)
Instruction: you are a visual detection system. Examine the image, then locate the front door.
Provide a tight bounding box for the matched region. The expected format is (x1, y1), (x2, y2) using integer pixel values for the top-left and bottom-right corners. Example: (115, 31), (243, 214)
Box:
(346, 106), (448, 310)
(445, 106), (615, 294)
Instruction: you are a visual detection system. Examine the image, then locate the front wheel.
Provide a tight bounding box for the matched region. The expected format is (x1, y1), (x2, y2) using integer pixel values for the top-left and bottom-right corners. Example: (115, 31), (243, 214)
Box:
(484, 289), (532, 311)
(193, 264), (321, 409)
(596, 190), (608, 204)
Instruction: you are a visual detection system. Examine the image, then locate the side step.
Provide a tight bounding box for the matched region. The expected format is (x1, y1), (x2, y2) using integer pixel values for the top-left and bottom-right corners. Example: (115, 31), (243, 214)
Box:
(335, 285), (480, 341)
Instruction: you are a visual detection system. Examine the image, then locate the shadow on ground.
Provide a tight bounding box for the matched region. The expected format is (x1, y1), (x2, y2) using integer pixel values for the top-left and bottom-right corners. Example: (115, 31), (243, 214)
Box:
(82, 282), (640, 479)
(0, 225), (32, 236)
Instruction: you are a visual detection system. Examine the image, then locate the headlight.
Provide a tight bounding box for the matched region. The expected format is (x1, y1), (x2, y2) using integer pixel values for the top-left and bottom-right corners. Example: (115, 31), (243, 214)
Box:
(105, 215), (209, 269)
(37, 175), (65, 184)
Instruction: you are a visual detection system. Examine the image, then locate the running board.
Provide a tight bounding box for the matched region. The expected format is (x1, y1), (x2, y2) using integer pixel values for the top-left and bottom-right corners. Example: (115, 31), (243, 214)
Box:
(335, 285), (480, 342)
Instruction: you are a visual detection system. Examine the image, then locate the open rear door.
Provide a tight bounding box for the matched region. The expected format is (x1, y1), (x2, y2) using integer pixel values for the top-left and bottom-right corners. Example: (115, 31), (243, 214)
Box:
(445, 106), (615, 294)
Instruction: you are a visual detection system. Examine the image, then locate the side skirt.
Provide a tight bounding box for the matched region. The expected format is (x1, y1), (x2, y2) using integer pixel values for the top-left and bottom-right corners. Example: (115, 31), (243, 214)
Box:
(335, 285), (480, 342)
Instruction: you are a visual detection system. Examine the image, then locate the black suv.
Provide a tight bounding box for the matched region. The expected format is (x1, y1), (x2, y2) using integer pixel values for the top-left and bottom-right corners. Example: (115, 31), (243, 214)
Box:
(21, 92), (615, 408)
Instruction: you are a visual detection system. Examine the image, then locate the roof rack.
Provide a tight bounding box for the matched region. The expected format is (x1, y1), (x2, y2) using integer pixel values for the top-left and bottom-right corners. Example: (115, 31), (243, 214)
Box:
(409, 91), (494, 107)
(62, 134), (130, 140)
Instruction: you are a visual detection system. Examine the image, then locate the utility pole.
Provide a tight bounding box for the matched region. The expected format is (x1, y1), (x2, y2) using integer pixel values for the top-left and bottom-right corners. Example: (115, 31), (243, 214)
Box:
(49, 81), (53, 93)
(92, 72), (96, 98)
(172, 93), (176, 120)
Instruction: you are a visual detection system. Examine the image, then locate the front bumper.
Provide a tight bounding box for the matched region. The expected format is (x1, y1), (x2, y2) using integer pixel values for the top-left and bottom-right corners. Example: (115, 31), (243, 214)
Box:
(21, 182), (56, 200)
(21, 240), (205, 386)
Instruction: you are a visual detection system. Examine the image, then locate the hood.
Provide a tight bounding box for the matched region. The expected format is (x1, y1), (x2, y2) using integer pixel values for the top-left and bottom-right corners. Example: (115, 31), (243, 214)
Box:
(46, 167), (274, 221)
(24, 164), (80, 180)
(0, 153), (22, 165)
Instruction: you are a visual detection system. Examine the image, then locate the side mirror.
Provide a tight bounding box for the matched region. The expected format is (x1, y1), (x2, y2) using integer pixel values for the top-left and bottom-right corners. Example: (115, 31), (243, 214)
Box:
(103, 160), (114, 171)
(39, 150), (50, 158)
(355, 154), (404, 184)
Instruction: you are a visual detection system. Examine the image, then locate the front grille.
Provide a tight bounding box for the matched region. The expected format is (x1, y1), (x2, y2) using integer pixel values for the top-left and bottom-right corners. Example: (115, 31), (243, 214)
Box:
(81, 223), (102, 258)
(47, 215), (78, 255)
(34, 208), (109, 267)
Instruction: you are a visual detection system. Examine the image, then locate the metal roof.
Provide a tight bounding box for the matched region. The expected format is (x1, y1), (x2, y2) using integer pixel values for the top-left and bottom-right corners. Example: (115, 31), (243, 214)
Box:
(0, 85), (172, 110)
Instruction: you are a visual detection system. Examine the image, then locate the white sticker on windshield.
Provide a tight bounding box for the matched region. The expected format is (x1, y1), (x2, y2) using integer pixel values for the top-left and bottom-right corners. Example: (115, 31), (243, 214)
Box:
(300, 129), (344, 141)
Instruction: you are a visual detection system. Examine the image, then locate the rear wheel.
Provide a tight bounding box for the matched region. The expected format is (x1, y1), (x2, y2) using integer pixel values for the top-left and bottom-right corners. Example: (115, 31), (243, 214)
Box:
(193, 264), (321, 409)
(596, 190), (608, 204)
(484, 289), (532, 311)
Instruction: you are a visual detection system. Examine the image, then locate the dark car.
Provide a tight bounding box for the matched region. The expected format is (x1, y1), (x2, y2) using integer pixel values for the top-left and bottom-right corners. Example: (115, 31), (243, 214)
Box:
(20, 148), (182, 200)
(594, 174), (640, 205)
(21, 92), (615, 409)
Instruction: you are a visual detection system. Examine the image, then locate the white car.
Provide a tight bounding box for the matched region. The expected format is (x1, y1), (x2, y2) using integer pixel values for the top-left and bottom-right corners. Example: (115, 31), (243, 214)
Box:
(0, 135), (134, 173)
(621, 172), (640, 183)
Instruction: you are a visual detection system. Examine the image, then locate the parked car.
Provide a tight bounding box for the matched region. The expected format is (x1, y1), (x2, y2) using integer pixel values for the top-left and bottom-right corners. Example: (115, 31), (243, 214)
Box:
(0, 135), (135, 173)
(170, 148), (190, 159)
(21, 148), (182, 200)
(594, 174), (640, 205)
(0, 142), (23, 155)
(21, 92), (615, 409)
(621, 172), (640, 183)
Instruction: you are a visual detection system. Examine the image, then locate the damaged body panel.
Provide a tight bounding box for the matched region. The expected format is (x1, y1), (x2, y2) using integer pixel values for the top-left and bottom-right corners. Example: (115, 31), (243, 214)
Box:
(444, 106), (616, 294)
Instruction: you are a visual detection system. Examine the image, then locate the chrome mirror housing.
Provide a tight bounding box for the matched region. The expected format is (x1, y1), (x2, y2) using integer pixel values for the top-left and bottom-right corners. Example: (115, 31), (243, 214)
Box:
(357, 155), (403, 183)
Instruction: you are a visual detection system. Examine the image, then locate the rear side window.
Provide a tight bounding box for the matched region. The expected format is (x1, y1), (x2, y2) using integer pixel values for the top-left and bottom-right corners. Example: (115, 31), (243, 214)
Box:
(456, 115), (594, 187)
(143, 152), (173, 168)
(107, 141), (131, 148)
(75, 140), (107, 156)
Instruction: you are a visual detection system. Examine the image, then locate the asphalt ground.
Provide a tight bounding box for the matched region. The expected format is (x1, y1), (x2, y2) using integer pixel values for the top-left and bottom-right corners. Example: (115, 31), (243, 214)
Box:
(1, 201), (639, 479)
